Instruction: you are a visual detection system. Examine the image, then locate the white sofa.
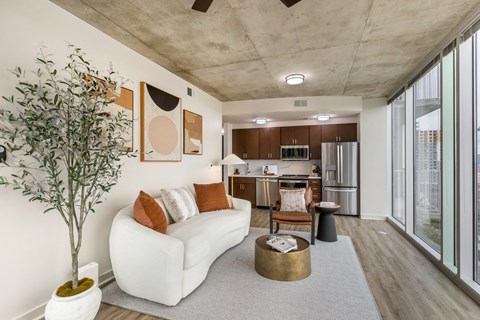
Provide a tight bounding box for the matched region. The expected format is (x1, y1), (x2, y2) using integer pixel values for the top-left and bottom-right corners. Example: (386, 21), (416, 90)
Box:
(109, 195), (251, 306)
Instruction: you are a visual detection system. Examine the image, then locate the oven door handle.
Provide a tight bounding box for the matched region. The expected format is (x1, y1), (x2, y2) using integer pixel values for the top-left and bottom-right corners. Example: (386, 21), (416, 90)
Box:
(280, 180), (308, 184)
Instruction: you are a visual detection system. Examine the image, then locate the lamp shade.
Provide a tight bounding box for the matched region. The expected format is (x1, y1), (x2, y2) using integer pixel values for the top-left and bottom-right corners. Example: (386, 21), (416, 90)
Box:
(220, 153), (246, 165)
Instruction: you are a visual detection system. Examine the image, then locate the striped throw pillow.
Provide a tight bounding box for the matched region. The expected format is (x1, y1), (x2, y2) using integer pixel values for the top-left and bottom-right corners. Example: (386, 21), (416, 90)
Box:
(160, 187), (199, 222)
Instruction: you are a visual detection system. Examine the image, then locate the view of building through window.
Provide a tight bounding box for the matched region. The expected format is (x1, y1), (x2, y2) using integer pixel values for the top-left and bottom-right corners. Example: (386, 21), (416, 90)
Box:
(414, 64), (442, 252)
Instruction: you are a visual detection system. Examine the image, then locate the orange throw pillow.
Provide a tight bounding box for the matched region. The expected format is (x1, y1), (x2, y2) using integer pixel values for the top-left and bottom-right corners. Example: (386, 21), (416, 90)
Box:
(134, 191), (167, 234)
(193, 182), (230, 213)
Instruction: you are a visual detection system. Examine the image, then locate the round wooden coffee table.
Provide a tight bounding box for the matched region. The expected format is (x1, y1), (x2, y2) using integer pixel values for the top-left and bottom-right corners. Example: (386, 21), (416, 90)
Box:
(254, 234), (311, 281)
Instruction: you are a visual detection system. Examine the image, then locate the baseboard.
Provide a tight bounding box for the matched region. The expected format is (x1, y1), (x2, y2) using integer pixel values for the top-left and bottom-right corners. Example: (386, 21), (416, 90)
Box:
(99, 269), (115, 288)
(14, 269), (115, 320)
(360, 214), (387, 220)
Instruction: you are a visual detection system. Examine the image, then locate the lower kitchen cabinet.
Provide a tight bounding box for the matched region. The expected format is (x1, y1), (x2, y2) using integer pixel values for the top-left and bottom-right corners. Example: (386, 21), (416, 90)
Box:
(309, 178), (322, 203)
(229, 177), (256, 206)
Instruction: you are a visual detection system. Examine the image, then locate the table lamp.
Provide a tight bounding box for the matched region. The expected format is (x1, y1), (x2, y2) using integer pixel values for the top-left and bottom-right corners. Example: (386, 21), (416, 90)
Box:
(220, 153), (246, 196)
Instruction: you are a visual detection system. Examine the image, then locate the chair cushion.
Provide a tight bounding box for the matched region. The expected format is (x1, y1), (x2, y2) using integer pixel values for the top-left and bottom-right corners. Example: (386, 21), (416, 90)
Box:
(279, 188), (307, 212)
(279, 187), (312, 207)
(160, 187), (199, 222)
(134, 191), (168, 233)
(193, 182), (230, 212)
(272, 211), (312, 222)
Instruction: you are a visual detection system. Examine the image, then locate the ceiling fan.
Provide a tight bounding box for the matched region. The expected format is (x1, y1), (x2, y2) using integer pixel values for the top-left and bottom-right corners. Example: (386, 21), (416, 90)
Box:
(192, 0), (303, 13)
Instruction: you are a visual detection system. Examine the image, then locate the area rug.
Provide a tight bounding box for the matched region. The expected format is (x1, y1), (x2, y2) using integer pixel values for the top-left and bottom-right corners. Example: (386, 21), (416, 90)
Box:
(102, 227), (381, 320)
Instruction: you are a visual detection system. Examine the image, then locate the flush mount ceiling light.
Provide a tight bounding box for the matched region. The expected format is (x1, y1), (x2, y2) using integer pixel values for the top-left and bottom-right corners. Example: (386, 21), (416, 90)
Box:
(317, 114), (330, 121)
(255, 118), (268, 125)
(285, 74), (305, 85)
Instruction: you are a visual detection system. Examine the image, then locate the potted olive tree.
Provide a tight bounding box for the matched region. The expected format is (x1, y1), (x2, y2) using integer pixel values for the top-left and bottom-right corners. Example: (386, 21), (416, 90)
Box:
(0, 46), (132, 320)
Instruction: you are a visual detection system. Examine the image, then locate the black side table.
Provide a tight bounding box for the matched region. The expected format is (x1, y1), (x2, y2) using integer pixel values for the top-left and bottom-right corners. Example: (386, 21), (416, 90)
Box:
(315, 204), (340, 242)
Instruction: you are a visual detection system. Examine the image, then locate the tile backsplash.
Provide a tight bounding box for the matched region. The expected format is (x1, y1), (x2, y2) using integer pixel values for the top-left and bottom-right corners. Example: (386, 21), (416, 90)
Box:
(232, 159), (321, 176)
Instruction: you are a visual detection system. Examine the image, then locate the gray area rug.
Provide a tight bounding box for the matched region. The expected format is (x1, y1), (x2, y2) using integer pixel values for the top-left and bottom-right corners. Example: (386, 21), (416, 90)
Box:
(102, 227), (381, 320)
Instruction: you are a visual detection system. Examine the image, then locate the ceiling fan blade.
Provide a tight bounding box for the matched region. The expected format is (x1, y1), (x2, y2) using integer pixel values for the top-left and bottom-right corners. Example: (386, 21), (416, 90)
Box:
(192, 0), (214, 12)
(279, 0), (302, 8)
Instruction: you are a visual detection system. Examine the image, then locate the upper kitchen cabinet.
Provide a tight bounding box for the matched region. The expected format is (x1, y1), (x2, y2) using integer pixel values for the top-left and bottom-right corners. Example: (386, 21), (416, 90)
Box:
(309, 125), (322, 159)
(337, 124), (357, 142)
(321, 124), (357, 142)
(259, 127), (281, 159)
(232, 129), (260, 159)
(281, 126), (309, 145)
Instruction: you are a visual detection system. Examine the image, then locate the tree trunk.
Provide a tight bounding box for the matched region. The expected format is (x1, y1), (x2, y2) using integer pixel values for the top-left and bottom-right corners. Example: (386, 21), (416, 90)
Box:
(72, 250), (79, 289)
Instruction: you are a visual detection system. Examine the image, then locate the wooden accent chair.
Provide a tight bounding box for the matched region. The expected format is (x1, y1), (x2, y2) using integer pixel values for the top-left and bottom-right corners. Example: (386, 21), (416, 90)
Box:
(269, 188), (315, 245)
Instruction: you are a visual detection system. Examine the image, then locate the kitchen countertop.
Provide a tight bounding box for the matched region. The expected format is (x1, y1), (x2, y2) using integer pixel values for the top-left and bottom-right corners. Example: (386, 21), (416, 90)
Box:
(229, 174), (321, 179)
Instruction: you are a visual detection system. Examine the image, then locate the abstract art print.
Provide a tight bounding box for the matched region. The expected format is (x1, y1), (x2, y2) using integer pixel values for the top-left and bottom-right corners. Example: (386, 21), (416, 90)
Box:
(183, 110), (203, 155)
(85, 75), (134, 152)
(140, 82), (182, 162)
(106, 87), (134, 152)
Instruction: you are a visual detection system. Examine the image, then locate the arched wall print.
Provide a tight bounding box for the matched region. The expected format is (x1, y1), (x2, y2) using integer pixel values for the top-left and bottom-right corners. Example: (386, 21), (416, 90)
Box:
(140, 82), (182, 162)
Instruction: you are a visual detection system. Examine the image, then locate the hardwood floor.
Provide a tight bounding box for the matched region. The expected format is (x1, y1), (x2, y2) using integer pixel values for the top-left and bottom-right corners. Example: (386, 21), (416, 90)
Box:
(97, 208), (480, 320)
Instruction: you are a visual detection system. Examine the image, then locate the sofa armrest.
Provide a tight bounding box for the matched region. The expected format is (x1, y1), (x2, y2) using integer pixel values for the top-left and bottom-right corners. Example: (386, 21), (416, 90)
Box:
(230, 197), (251, 237)
(231, 197), (251, 214)
(109, 206), (184, 306)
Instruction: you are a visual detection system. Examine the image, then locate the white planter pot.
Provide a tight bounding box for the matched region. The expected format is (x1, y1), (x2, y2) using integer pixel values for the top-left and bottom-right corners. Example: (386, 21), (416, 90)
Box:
(44, 283), (102, 320)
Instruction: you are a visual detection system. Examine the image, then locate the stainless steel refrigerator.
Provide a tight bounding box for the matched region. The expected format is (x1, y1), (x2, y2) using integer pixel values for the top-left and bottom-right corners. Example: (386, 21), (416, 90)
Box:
(321, 142), (358, 216)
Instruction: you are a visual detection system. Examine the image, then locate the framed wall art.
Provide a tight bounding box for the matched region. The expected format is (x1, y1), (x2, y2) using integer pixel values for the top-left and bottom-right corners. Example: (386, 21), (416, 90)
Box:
(183, 110), (203, 155)
(85, 75), (134, 152)
(107, 87), (134, 152)
(140, 82), (182, 162)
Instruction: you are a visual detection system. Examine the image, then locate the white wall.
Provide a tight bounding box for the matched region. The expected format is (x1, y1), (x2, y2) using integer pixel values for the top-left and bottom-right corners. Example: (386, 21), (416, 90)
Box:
(360, 98), (389, 219)
(0, 1), (223, 319)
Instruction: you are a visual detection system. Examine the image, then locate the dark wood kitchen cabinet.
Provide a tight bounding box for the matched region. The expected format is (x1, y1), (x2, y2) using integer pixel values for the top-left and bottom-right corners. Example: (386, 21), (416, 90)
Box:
(308, 178), (322, 202)
(337, 124), (357, 142)
(321, 124), (357, 143)
(232, 129), (259, 159)
(259, 127), (281, 159)
(309, 125), (322, 159)
(229, 177), (256, 206)
(281, 126), (309, 145)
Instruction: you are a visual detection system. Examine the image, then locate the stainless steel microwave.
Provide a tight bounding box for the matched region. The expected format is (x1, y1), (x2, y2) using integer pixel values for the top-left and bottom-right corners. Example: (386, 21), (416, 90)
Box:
(280, 145), (309, 161)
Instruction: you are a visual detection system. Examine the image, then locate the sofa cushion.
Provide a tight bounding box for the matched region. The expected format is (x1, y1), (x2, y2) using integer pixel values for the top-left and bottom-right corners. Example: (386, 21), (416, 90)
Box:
(167, 209), (248, 269)
(193, 182), (230, 212)
(134, 191), (167, 233)
(160, 187), (199, 222)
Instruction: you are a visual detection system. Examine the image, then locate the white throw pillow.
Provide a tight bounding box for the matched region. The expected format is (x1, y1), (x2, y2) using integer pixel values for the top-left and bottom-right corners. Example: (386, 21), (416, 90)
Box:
(159, 187), (199, 222)
(279, 189), (307, 212)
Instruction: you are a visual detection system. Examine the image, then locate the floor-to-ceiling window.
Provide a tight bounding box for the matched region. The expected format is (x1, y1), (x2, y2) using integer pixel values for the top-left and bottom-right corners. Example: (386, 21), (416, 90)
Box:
(392, 93), (406, 225)
(442, 46), (457, 271)
(414, 64), (442, 252)
(389, 16), (480, 299)
(474, 30), (480, 283)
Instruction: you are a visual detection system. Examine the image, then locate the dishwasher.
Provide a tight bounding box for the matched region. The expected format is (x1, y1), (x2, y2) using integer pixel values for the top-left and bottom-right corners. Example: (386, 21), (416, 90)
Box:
(256, 178), (279, 207)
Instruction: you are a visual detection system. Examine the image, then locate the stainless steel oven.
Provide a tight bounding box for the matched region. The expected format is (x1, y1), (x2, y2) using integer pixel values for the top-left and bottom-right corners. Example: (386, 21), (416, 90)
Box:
(278, 175), (309, 189)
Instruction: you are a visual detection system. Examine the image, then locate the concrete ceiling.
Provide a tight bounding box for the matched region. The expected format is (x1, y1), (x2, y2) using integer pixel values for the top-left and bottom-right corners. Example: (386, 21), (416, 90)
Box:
(51, 0), (479, 102)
